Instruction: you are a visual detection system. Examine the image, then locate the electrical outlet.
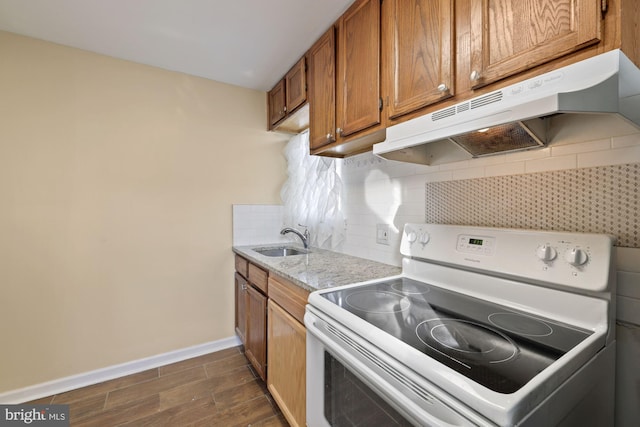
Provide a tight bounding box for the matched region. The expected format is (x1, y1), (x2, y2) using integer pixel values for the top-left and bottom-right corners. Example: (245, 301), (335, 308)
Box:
(376, 224), (389, 245)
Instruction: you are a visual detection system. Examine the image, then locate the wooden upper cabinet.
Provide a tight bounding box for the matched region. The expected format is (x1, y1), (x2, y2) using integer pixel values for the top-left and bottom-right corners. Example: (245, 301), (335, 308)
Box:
(268, 79), (286, 128)
(268, 57), (307, 131)
(383, 0), (455, 120)
(337, 0), (382, 138)
(468, 0), (603, 89)
(286, 57), (307, 113)
(307, 27), (337, 150)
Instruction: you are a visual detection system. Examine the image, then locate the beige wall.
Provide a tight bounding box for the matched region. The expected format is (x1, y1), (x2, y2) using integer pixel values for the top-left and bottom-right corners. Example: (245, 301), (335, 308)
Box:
(0, 31), (288, 393)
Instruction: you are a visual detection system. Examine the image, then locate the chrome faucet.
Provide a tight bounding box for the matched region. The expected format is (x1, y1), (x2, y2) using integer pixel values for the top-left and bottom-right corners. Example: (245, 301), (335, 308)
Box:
(280, 225), (310, 249)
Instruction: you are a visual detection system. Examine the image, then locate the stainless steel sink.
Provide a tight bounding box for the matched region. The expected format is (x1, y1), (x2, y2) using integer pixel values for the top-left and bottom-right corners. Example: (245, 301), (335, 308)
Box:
(253, 246), (309, 257)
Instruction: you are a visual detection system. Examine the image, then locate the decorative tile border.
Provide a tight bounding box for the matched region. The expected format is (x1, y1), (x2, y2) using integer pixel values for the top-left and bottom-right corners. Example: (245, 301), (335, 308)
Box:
(425, 163), (640, 248)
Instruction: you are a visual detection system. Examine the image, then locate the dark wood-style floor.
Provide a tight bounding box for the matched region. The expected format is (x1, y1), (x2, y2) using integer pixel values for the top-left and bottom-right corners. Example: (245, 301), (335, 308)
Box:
(28, 346), (289, 426)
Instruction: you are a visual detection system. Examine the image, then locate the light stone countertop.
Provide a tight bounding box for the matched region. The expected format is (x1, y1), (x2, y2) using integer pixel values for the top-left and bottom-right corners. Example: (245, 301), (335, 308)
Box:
(232, 244), (401, 292)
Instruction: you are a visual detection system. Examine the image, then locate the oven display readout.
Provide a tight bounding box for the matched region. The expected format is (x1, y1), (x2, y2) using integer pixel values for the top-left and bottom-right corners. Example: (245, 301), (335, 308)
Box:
(457, 234), (495, 255)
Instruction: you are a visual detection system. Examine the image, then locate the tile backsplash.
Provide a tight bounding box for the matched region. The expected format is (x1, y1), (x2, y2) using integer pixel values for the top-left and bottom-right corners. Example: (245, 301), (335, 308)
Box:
(425, 163), (640, 248)
(338, 129), (640, 266)
(232, 205), (287, 246)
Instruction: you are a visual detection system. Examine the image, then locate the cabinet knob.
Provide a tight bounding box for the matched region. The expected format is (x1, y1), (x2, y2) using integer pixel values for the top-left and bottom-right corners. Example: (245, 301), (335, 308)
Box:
(326, 133), (333, 140)
(336, 127), (343, 136)
(470, 70), (481, 81)
(437, 83), (448, 92)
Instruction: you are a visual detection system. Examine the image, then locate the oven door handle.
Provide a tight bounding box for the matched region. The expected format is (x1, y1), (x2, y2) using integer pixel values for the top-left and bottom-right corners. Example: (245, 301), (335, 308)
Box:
(305, 311), (486, 427)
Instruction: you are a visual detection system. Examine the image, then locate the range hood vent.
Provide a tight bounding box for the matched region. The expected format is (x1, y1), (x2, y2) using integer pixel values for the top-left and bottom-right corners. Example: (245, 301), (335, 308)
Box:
(374, 49), (640, 166)
(450, 119), (546, 157)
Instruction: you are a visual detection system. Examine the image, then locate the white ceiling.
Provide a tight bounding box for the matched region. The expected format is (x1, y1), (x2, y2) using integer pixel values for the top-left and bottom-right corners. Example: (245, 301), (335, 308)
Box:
(0, 0), (354, 91)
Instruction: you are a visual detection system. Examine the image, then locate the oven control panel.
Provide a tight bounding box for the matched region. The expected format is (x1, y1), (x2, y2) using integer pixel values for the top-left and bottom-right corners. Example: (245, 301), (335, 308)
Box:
(401, 223), (615, 292)
(456, 235), (496, 256)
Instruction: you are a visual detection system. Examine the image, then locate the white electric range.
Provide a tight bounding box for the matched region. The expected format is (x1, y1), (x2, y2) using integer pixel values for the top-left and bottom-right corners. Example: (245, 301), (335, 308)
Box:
(305, 223), (616, 426)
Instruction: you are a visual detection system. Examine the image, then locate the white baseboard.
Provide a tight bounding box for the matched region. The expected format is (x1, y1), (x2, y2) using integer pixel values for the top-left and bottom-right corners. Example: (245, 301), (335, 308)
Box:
(0, 335), (242, 404)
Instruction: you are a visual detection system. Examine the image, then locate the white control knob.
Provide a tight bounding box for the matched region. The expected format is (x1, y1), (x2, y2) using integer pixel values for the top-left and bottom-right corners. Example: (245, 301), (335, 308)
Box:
(536, 245), (557, 261)
(565, 248), (588, 266)
(419, 232), (430, 245)
(407, 231), (417, 243)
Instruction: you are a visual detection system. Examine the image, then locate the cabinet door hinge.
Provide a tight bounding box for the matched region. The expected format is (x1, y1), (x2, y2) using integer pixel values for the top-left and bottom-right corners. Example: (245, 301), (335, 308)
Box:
(601, 0), (608, 14)
(379, 97), (383, 111)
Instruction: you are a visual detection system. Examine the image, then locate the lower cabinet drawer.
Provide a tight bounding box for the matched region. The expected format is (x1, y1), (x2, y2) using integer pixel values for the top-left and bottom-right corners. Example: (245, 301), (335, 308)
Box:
(234, 255), (248, 278)
(268, 274), (309, 324)
(248, 263), (269, 293)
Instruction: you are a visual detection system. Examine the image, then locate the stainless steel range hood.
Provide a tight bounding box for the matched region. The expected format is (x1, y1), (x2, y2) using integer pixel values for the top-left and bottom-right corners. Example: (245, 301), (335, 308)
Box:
(373, 49), (640, 165)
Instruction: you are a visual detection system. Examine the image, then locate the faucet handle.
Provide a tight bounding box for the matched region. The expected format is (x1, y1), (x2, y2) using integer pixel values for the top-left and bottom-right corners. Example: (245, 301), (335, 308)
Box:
(298, 223), (310, 239)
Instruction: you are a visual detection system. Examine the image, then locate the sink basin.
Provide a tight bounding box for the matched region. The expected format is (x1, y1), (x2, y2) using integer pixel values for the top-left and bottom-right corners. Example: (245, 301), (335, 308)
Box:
(253, 246), (309, 257)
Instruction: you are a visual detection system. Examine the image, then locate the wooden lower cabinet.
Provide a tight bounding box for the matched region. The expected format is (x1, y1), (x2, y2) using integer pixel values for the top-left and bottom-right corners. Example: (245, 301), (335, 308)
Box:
(245, 283), (267, 382)
(234, 254), (309, 426)
(267, 300), (306, 427)
(267, 274), (310, 427)
(234, 272), (247, 344)
(235, 255), (268, 382)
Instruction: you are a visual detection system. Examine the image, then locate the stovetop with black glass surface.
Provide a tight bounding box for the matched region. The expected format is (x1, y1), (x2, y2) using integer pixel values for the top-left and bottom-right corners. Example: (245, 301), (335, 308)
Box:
(320, 276), (592, 394)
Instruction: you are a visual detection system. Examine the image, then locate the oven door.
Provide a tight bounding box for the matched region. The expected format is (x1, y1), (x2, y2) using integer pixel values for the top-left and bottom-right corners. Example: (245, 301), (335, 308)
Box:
(305, 307), (491, 427)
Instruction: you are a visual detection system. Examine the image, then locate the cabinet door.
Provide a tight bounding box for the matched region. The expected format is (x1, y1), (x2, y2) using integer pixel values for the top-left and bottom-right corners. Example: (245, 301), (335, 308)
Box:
(469, 0), (602, 88)
(245, 285), (267, 381)
(307, 27), (337, 150)
(383, 0), (454, 119)
(267, 300), (306, 427)
(337, 0), (381, 137)
(268, 79), (286, 128)
(234, 273), (247, 345)
(286, 57), (307, 113)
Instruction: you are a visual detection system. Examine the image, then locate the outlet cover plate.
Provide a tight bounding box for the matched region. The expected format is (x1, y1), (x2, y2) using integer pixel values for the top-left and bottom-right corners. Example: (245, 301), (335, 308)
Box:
(376, 224), (389, 245)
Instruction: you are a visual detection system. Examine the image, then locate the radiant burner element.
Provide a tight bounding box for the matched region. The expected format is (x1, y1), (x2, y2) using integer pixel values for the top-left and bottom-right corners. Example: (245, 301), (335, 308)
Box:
(416, 319), (518, 366)
(345, 291), (410, 313)
(391, 281), (430, 295)
(488, 312), (554, 337)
